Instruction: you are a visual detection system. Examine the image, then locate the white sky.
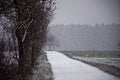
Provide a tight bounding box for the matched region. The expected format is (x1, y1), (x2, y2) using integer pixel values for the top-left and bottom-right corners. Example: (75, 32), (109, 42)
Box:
(51, 0), (120, 25)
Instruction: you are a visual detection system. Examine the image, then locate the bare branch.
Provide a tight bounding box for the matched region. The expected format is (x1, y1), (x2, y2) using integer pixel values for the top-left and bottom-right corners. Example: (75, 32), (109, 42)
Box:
(22, 18), (33, 42)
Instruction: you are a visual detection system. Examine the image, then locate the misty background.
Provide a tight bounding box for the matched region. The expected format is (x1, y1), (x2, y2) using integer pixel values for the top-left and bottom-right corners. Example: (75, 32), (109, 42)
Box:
(48, 24), (120, 51)
(46, 0), (120, 51)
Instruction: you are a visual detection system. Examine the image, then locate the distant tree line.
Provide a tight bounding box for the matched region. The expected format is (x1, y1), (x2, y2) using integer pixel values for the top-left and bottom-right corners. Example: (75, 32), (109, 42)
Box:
(51, 23), (120, 28)
(50, 23), (120, 50)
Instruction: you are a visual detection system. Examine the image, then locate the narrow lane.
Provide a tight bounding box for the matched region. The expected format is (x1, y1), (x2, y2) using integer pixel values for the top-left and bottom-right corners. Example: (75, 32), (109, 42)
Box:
(46, 51), (120, 80)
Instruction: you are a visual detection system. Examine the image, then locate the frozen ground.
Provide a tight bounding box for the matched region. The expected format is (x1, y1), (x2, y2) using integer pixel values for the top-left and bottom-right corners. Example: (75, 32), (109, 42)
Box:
(46, 51), (120, 80)
(31, 52), (53, 80)
(73, 56), (120, 67)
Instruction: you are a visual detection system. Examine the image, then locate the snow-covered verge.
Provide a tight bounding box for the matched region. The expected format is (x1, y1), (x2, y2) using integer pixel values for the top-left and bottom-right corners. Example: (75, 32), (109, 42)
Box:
(63, 54), (120, 78)
(31, 52), (53, 80)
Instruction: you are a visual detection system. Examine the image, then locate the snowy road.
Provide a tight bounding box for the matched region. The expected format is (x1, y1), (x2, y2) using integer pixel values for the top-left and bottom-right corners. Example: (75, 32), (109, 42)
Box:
(46, 51), (120, 80)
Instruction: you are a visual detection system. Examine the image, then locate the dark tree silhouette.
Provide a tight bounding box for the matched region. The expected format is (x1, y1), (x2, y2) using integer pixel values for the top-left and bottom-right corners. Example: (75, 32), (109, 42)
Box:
(118, 41), (120, 49)
(45, 33), (59, 50)
(0, 0), (55, 80)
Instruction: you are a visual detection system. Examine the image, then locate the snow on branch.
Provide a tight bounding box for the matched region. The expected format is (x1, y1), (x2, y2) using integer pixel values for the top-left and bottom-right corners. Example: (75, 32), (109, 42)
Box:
(22, 18), (33, 42)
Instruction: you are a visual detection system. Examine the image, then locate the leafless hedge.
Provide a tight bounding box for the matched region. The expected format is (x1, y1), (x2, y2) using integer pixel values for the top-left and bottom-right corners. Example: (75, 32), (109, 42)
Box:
(0, 0), (55, 80)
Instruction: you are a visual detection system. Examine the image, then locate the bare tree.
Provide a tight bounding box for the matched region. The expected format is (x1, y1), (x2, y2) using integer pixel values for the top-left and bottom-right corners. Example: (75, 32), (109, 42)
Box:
(118, 41), (120, 49)
(45, 33), (59, 50)
(46, 33), (56, 50)
(0, 0), (56, 80)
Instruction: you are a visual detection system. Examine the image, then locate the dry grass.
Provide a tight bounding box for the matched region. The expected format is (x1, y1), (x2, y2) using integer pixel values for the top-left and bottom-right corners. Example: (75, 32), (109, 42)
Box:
(31, 52), (53, 80)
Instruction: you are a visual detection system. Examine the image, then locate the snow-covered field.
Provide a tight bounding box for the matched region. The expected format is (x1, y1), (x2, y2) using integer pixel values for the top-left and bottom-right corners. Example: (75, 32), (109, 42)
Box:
(73, 56), (120, 68)
(46, 51), (120, 80)
(62, 51), (120, 77)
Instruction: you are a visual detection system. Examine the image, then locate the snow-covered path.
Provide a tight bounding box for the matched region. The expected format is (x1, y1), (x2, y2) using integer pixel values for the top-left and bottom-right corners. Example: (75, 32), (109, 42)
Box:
(46, 51), (120, 80)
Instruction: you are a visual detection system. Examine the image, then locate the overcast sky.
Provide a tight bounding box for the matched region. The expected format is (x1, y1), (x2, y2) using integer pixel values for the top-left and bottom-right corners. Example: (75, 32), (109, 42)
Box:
(51, 0), (120, 25)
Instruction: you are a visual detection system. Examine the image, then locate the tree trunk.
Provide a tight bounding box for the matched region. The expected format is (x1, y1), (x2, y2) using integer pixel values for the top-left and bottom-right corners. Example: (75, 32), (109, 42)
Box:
(15, 0), (35, 79)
